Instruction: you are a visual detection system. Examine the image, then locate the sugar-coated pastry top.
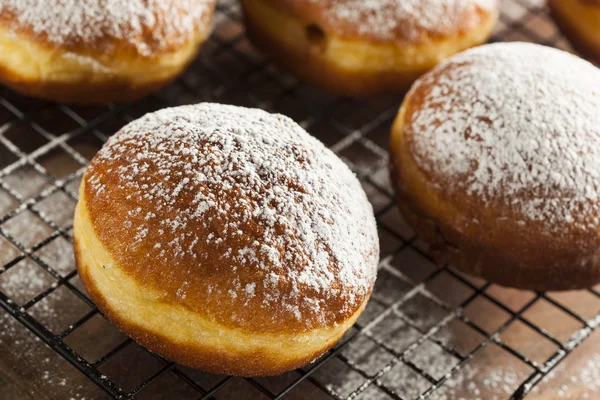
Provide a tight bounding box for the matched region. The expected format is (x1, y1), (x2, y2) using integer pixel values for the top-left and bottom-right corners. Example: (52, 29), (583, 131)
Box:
(0, 0), (216, 55)
(83, 103), (379, 334)
(266, 0), (497, 43)
(403, 42), (600, 231)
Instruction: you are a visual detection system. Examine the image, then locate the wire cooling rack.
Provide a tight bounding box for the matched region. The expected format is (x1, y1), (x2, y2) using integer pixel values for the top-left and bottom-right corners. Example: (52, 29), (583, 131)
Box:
(2, 0), (600, 399)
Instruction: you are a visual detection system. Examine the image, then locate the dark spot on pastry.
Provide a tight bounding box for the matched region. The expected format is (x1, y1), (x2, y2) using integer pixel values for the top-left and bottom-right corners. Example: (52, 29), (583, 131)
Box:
(306, 24), (326, 50)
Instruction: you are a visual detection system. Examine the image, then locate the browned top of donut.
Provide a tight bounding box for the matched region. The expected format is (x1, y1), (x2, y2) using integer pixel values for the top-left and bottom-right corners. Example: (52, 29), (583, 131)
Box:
(260, 0), (498, 43)
(582, 0), (600, 6)
(401, 42), (600, 235)
(0, 0), (216, 56)
(551, 0), (600, 7)
(82, 104), (379, 334)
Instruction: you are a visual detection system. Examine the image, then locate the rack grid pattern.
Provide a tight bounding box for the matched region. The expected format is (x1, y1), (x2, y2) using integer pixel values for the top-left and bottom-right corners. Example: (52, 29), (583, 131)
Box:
(1, 0), (599, 399)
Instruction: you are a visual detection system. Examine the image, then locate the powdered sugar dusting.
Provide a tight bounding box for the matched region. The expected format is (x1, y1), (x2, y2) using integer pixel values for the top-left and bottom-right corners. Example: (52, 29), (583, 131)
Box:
(407, 42), (600, 230)
(85, 103), (379, 330)
(431, 363), (525, 400)
(0, 0), (215, 56)
(308, 0), (497, 42)
(0, 264), (48, 300)
(532, 353), (600, 399)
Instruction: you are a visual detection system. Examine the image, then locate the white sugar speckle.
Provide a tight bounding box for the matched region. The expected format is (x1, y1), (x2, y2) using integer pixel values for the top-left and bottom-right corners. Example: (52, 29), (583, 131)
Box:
(244, 283), (256, 297)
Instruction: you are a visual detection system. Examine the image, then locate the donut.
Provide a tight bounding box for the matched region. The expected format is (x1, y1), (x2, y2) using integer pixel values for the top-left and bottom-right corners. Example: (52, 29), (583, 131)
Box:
(549, 0), (600, 64)
(0, 0), (216, 104)
(389, 42), (600, 291)
(73, 103), (379, 376)
(241, 0), (499, 96)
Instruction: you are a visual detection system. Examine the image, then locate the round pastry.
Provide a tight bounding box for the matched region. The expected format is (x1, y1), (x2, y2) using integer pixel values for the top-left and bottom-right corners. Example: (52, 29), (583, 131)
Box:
(549, 0), (600, 65)
(241, 0), (498, 96)
(0, 0), (216, 104)
(73, 103), (379, 376)
(389, 42), (600, 291)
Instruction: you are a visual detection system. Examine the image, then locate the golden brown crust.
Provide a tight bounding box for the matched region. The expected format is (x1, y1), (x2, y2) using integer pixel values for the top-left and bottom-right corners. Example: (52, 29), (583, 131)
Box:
(549, 0), (600, 64)
(257, 0), (496, 44)
(582, 0), (600, 6)
(389, 45), (600, 291)
(0, 59), (180, 104)
(75, 236), (347, 376)
(390, 162), (600, 292)
(0, 1), (215, 103)
(73, 103), (377, 375)
(244, 16), (422, 96)
(242, 0), (497, 96)
(0, 0), (216, 56)
(79, 104), (378, 335)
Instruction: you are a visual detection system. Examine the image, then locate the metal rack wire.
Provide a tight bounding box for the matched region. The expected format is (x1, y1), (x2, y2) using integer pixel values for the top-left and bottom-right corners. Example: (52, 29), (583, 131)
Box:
(1, 0), (600, 399)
